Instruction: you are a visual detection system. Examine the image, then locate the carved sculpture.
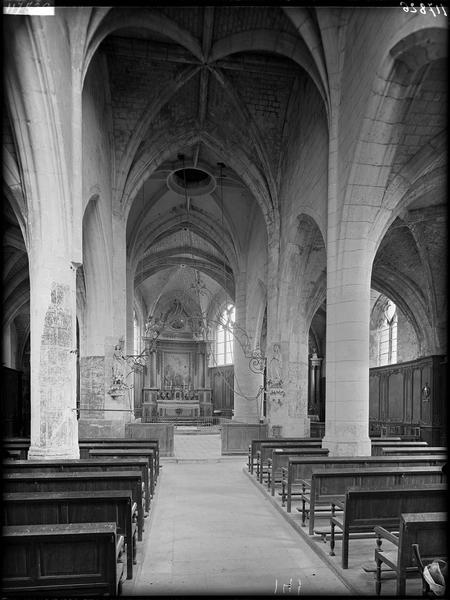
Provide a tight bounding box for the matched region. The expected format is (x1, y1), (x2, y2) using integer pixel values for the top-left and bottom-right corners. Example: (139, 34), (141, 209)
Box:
(268, 343), (282, 386)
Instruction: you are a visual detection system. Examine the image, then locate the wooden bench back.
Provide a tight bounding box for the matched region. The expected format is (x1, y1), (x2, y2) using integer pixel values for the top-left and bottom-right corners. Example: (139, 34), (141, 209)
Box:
(2, 456), (152, 510)
(3, 437), (160, 464)
(269, 448), (329, 475)
(79, 437), (159, 445)
(2, 442), (29, 459)
(398, 512), (447, 570)
(380, 446), (447, 456)
(371, 441), (428, 455)
(3, 489), (132, 531)
(288, 454), (446, 481)
(311, 465), (446, 504)
(259, 442), (323, 464)
(247, 436), (399, 472)
(285, 455), (446, 511)
(79, 440), (159, 466)
(2, 470), (144, 538)
(2, 490), (135, 580)
(371, 440), (428, 447)
(87, 447), (156, 477)
(249, 438), (322, 472)
(2, 522), (122, 596)
(3, 469), (142, 492)
(344, 485), (447, 531)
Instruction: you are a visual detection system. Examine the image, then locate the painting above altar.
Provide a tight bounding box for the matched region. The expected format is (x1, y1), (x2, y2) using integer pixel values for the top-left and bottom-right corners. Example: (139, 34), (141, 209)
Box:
(163, 352), (192, 388)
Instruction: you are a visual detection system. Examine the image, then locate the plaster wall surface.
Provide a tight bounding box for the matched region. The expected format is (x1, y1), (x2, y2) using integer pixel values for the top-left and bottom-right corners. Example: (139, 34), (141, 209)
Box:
(279, 75), (328, 239)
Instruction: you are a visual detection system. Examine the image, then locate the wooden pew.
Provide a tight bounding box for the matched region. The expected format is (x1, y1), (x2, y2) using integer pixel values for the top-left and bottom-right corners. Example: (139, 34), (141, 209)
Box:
(370, 440), (428, 456)
(284, 455), (446, 512)
(2, 456), (151, 514)
(328, 485), (447, 568)
(2, 470), (145, 541)
(266, 448), (330, 492)
(88, 448), (156, 499)
(248, 437), (402, 474)
(374, 512), (447, 596)
(380, 446), (447, 456)
(256, 442), (322, 480)
(2, 440), (29, 459)
(3, 490), (136, 580)
(2, 522), (125, 596)
(257, 445), (327, 484)
(248, 438), (323, 474)
(300, 465), (446, 534)
(2, 436), (30, 443)
(255, 441), (323, 480)
(2, 437), (160, 476)
(79, 438), (160, 475)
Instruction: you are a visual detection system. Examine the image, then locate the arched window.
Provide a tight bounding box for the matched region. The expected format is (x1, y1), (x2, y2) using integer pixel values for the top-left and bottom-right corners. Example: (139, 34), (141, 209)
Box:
(215, 304), (235, 365)
(378, 300), (398, 366)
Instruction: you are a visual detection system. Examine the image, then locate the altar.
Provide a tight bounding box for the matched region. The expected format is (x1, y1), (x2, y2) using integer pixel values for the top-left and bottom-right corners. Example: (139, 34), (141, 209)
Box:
(142, 388), (212, 421)
(137, 337), (213, 422)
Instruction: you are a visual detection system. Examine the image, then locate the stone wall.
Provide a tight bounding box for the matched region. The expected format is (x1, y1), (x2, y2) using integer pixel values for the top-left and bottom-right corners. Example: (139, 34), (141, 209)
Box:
(80, 356), (105, 418)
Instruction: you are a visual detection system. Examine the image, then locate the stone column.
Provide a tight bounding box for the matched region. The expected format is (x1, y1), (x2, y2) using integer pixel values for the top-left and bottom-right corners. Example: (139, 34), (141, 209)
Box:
(149, 349), (157, 387)
(322, 243), (373, 456)
(266, 339), (310, 437)
(232, 342), (262, 423)
(100, 214), (132, 424)
(232, 273), (262, 423)
(309, 352), (323, 417)
(28, 257), (79, 459)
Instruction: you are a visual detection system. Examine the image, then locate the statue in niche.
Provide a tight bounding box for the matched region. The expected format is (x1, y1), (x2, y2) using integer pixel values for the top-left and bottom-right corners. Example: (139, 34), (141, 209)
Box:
(112, 339), (127, 387)
(268, 343), (283, 387)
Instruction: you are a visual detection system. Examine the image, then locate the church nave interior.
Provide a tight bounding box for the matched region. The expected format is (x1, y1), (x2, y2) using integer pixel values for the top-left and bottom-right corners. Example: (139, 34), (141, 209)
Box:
(2, 4), (447, 598)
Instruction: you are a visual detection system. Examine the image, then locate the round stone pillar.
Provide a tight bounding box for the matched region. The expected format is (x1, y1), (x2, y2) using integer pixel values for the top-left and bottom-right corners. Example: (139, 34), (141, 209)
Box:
(28, 256), (79, 459)
(322, 246), (372, 456)
(308, 352), (323, 418)
(232, 341), (262, 423)
(266, 342), (310, 437)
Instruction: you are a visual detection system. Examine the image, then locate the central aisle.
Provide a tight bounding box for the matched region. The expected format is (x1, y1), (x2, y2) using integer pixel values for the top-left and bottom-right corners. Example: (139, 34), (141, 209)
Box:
(123, 457), (351, 596)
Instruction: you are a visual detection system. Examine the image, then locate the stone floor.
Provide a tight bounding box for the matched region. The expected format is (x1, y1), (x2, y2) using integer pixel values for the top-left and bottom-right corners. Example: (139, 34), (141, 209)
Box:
(121, 433), (426, 597)
(243, 465), (427, 598)
(169, 429), (223, 461)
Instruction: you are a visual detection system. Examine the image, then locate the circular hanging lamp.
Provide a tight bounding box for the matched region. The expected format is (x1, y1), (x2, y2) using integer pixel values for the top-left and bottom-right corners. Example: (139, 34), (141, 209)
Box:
(167, 166), (216, 197)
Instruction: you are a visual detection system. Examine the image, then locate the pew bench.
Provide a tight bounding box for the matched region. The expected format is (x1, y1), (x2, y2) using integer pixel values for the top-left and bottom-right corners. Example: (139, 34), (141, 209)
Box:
(2, 441), (29, 459)
(81, 443), (158, 487)
(87, 448), (156, 499)
(374, 512), (447, 596)
(248, 438), (322, 474)
(2, 470), (145, 541)
(3, 438), (161, 476)
(79, 439), (160, 476)
(266, 448), (330, 493)
(247, 436), (404, 472)
(2, 456), (152, 514)
(283, 454), (447, 512)
(370, 440), (428, 456)
(2, 522), (125, 596)
(254, 440), (323, 479)
(380, 446), (447, 456)
(255, 442), (323, 481)
(328, 485), (447, 569)
(299, 465), (446, 535)
(257, 446), (328, 485)
(3, 490), (136, 580)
